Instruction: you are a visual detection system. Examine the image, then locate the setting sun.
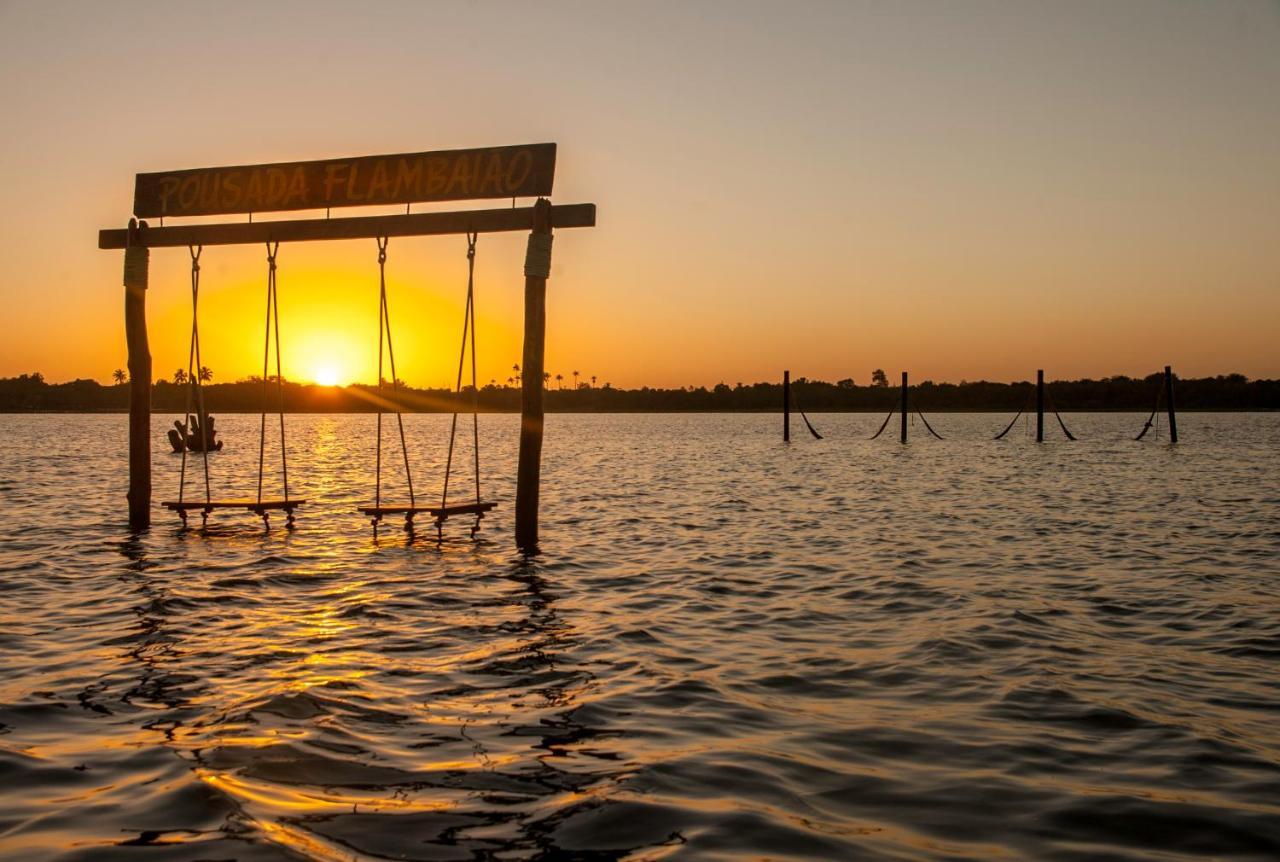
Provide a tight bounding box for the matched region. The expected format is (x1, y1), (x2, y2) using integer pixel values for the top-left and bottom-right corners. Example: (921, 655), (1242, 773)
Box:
(314, 366), (341, 387)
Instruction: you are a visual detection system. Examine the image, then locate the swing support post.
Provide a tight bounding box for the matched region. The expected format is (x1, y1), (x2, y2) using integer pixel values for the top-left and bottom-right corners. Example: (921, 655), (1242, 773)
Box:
(124, 219), (151, 530)
(516, 199), (553, 551)
(783, 370), (791, 442)
(1036, 369), (1045, 443)
(1164, 365), (1178, 443)
(900, 372), (908, 444)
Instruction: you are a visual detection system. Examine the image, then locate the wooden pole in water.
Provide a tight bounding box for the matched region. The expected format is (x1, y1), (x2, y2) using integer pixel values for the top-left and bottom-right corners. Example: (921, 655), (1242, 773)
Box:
(900, 371), (908, 444)
(124, 219), (151, 530)
(515, 199), (552, 552)
(1036, 369), (1045, 443)
(1165, 365), (1178, 443)
(783, 370), (791, 442)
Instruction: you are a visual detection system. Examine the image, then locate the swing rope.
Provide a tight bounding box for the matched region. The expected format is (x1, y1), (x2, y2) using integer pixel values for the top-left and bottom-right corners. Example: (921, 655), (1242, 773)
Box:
(441, 232), (483, 509)
(994, 388), (1035, 440)
(374, 237), (414, 509)
(177, 245), (211, 508)
(257, 242), (290, 504)
(1134, 374), (1164, 441)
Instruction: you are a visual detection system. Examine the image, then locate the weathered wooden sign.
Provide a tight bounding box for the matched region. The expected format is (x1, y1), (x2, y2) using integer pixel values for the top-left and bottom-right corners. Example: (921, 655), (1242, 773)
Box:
(133, 143), (556, 218)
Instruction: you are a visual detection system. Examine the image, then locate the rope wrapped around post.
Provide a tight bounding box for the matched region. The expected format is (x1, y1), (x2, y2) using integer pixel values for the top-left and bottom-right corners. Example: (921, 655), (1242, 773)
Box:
(123, 245), (149, 293)
(524, 232), (553, 279)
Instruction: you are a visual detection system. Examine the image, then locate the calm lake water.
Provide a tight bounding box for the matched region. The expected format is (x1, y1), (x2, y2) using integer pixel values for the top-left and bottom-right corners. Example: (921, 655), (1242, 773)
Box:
(1, 412), (1278, 861)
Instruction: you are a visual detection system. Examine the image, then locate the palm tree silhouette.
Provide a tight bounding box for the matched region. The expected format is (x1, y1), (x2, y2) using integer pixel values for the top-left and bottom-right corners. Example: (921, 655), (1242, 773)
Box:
(591, 375), (597, 388)
(173, 369), (187, 385)
(112, 368), (127, 385)
(543, 371), (550, 388)
(198, 366), (213, 382)
(555, 373), (563, 390)
(512, 363), (521, 386)
(573, 370), (580, 389)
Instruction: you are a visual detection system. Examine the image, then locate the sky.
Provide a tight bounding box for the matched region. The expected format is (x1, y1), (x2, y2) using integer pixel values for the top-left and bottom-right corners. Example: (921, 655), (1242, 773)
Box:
(0, 0), (1276, 388)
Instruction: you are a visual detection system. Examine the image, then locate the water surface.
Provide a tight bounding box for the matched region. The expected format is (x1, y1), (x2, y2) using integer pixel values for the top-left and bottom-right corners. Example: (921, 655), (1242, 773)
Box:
(1, 413), (1278, 860)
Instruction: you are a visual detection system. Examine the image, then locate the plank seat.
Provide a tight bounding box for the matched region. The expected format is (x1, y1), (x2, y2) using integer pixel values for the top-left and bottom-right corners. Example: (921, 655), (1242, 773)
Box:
(163, 498), (304, 512)
(162, 498), (303, 528)
(359, 501), (496, 536)
(357, 502), (496, 519)
(357, 504), (435, 517)
(429, 502), (497, 519)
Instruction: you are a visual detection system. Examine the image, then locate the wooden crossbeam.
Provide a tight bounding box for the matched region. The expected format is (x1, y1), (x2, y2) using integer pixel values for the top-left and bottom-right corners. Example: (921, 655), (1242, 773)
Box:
(98, 202), (595, 249)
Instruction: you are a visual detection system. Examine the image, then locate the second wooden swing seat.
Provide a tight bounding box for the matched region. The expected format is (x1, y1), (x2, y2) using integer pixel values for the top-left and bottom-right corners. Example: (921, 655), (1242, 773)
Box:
(357, 501), (496, 524)
(360, 233), (495, 537)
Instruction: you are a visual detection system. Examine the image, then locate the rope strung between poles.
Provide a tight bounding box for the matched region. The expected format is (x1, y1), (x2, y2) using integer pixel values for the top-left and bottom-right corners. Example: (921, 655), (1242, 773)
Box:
(373, 237), (415, 512)
(869, 407), (896, 440)
(994, 389), (1035, 440)
(1045, 388), (1077, 440)
(915, 408), (944, 440)
(257, 242), (290, 506)
(440, 232), (484, 512)
(1134, 374), (1164, 441)
(790, 385), (824, 440)
(177, 244), (211, 513)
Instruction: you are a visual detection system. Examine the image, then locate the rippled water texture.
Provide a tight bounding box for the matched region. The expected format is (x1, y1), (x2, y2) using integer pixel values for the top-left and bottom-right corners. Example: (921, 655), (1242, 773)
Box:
(1, 412), (1278, 860)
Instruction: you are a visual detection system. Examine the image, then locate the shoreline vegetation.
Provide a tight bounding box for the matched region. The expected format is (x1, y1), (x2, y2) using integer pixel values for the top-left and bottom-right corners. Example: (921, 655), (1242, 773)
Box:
(2, 372), (1276, 413)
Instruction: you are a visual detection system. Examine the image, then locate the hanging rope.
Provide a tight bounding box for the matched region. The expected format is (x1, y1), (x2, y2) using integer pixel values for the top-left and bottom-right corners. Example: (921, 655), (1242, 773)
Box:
(257, 242), (290, 504)
(914, 408), (944, 439)
(441, 232), (484, 508)
(373, 237), (414, 510)
(1134, 374), (1164, 441)
(177, 245), (211, 510)
(869, 407), (896, 440)
(790, 385), (823, 440)
(994, 388), (1035, 440)
(1045, 388), (1077, 440)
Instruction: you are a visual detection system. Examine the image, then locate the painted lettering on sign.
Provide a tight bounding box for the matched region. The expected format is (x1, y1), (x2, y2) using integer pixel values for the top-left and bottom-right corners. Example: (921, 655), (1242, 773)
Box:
(133, 144), (555, 218)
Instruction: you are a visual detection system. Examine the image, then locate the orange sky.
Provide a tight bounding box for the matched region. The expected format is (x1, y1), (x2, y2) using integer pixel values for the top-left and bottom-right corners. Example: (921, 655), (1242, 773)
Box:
(1, 1), (1277, 388)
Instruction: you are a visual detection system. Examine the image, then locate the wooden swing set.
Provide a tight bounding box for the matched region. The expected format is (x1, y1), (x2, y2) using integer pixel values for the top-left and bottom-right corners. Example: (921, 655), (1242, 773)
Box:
(99, 142), (596, 550)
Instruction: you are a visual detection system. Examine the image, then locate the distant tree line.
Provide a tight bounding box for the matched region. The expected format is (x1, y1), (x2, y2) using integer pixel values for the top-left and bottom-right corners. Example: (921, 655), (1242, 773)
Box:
(1, 371), (1276, 412)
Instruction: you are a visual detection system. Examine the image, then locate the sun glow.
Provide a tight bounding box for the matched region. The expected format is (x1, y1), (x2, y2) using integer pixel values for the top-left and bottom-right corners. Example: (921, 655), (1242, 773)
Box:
(313, 366), (341, 387)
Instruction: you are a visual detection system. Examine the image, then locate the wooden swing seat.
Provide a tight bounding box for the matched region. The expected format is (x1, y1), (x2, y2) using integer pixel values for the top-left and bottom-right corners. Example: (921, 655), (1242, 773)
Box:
(431, 501), (497, 520)
(358, 501), (496, 520)
(162, 498), (304, 513)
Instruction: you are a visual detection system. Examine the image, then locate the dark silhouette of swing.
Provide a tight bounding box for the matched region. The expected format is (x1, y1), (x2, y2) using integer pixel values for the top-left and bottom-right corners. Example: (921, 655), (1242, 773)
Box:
(162, 243), (304, 527)
(359, 233), (496, 536)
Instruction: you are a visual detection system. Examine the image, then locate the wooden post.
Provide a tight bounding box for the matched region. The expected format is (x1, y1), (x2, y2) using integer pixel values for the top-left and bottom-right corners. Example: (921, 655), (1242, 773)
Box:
(515, 199), (552, 551)
(783, 370), (791, 442)
(900, 371), (908, 443)
(124, 219), (151, 530)
(1036, 369), (1045, 443)
(1165, 365), (1178, 443)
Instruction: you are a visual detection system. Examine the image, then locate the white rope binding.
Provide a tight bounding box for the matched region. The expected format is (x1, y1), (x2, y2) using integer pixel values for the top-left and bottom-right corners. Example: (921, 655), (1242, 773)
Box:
(524, 233), (553, 279)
